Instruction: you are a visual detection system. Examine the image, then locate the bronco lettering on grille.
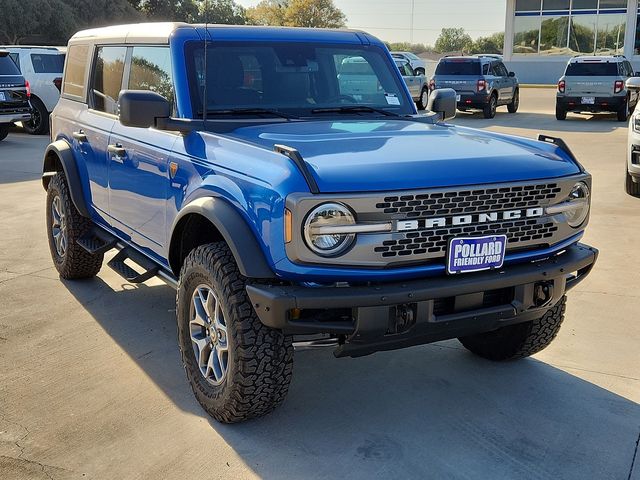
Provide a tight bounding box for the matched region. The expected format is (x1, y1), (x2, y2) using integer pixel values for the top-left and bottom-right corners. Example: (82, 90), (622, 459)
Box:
(395, 207), (543, 232)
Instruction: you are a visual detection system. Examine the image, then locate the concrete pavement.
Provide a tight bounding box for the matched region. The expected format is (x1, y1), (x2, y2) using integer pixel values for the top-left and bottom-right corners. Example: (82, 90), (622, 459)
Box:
(0, 93), (639, 479)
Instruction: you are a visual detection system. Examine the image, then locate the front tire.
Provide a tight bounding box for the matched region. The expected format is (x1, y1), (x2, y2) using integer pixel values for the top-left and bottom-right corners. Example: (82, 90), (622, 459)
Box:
(23, 96), (49, 135)
(46, 172), (103, 279)
(458, 296), (566, 361)
(416, 87), (429, 110)
(177, 242), (294, 423)
(483, 93), (497, 119)
(507, 88), (519, 113)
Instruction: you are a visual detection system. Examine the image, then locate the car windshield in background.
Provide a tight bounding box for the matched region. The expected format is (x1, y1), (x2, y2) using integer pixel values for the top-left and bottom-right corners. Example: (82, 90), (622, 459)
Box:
(435, 60), (480, 76)
(30, 53), (65, 73)
(565, 62), (619, 76)
(0, 54), (21, 75)
(186, 42), (413, 116)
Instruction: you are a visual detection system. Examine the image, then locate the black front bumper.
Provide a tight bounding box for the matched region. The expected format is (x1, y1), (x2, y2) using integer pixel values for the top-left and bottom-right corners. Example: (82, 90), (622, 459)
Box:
(246, 243), (598, 357)
(557, 95), (626, 113)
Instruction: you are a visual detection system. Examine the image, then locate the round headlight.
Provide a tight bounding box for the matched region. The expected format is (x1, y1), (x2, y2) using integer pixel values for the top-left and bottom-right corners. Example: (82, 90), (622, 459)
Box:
(565, 182), (590, 227)
(303, 203), (356, 256)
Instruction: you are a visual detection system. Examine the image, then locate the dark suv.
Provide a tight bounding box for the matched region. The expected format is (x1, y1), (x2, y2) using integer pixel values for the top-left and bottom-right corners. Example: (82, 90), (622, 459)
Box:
(430, 55), (519, 119)
(0, 50), (31, 141)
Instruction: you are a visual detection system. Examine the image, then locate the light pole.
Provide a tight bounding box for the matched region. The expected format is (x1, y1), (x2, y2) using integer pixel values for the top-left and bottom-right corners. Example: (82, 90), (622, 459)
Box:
(410, 0), (415, 44)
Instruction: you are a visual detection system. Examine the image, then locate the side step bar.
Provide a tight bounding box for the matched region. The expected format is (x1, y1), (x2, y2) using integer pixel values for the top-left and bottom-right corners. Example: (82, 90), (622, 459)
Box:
(77, 228), (178, 289)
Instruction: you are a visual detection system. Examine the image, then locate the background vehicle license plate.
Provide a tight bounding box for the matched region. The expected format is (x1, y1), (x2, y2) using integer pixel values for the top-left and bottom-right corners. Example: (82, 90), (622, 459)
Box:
(582, 97), (595, 105)
(447, 235), (507, 274)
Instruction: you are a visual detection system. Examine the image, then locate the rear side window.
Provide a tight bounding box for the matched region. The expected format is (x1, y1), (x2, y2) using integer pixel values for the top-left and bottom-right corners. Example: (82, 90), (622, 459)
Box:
(63, 45), (90, 100)
(0, 54), (21, 75)
(91, 46), (126, 115)
(128, 46), (174, 107)
(565, 62), (619, 76)
(30, 53), (65, 73)
(435, 61), (480, 76)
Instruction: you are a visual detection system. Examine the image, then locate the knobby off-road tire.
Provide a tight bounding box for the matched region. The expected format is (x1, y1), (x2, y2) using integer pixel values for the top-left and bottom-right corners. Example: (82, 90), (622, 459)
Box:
(176, 242), (294, 423)
(483, 93), (498, 119)
(458, 296), (567, 361)
(46, 172), (103, 279)
(507, 88), (519, 113)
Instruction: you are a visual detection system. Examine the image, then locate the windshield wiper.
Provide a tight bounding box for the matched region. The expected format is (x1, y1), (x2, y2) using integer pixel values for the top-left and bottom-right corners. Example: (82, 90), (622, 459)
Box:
(310, 105), (400, 117)
(204, 108), (299, 120)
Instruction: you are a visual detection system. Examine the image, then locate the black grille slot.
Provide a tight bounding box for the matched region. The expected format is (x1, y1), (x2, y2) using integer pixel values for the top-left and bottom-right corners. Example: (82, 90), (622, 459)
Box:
(376, 183), (562, 217)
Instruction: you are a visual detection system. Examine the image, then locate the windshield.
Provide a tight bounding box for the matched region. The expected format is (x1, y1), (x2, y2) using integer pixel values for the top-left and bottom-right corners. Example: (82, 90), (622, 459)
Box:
(435, 60), (480, 76)
(565, 62), (619, 76)
(185, 42), (413, 117)
(0, 54), (20, 75)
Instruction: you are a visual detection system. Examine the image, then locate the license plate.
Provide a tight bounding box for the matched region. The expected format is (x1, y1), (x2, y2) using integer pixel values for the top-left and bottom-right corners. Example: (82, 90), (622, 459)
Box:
(581, 96), (595, 105)
(0, 92), (5, 102)
(456, 94), (461, 102)
(447, 235), (507, 274)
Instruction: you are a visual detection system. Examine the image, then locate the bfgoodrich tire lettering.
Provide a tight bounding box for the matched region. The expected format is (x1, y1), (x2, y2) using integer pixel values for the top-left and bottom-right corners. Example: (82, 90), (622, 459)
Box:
(458, 296), (566, 361)
(46, 172), (103, 279)
(176, 242), (293, 423)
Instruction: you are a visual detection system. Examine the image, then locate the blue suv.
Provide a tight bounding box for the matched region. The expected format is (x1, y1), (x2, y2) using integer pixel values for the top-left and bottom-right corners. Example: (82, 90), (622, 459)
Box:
(43, 23), (597, 423)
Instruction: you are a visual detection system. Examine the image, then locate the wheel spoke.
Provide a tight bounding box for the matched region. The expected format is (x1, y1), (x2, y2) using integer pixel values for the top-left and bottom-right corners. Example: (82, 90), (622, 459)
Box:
(192, 336), (210, 368)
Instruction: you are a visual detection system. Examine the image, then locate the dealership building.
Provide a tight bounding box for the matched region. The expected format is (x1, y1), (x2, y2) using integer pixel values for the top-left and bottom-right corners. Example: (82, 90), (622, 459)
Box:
(503, 0), (639, 83)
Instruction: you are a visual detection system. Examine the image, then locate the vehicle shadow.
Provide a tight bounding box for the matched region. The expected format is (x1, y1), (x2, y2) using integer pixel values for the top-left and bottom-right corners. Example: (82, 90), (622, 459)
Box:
(451, 110), (626, 134)
(62, 277), (640, 480)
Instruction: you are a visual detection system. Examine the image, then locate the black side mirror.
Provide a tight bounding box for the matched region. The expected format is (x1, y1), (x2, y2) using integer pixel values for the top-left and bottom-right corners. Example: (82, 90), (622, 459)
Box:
(414, 68), (424, 76)
(428, 88), (456, 121)
(118, 90), (171, 128)
(508, 71), (515, 77)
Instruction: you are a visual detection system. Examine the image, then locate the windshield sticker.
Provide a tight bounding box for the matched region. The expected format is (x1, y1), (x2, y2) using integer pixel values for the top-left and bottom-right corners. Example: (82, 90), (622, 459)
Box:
(385, 93), (400, 105)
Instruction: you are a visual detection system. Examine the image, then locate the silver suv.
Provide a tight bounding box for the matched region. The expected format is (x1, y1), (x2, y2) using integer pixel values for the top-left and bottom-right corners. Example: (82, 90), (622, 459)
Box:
(556, 55), (638, 122)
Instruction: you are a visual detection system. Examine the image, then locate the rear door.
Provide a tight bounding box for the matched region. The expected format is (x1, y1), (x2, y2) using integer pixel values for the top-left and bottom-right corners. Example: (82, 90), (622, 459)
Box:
(107, 45), (177, 254)
(398, 62), (420, 97)
(433, 59), (480, 95)
(494, 62), (513, 102)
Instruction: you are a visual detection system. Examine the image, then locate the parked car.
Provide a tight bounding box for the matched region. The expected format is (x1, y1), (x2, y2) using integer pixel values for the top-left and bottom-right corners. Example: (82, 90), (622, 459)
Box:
(390, 51), (426, 76)
(625, 77), (640, 196)
(556, 55), (638, 122)
(0, 50), (31, 142)
(4, 46), (65, 134)
(395, 59), (429, 109)
(430, 55), (519, 119)
(43, 23), (597, 423)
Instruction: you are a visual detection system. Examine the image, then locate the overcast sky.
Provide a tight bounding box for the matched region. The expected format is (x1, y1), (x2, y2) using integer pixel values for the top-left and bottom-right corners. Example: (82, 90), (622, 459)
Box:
(235, 0), (507, 45)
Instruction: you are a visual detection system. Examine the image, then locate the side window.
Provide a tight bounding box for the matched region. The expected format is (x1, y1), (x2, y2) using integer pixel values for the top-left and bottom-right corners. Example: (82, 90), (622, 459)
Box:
(90, 46), (126, 115)
(30, 53), (65, 74)
(497, 63), (509, 77)
(482, 63), (490, 75)
(62, 44), (90, 100)
(128, 46), (175, 108)
(9, 53), (20, 71)
(489, 62), (499, 76)
(625, 61), (633, 77)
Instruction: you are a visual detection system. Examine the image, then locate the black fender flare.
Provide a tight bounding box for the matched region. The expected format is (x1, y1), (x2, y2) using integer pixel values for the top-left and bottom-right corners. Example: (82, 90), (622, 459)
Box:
(169, 196), (276, 279)
(42, 140), (91, 218)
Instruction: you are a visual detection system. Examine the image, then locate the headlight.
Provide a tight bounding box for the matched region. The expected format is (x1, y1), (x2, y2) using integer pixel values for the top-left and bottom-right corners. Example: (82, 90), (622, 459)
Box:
(546, 181), (590, 228)
(633, 115), (640, 132)
(303, 203), (356, 256)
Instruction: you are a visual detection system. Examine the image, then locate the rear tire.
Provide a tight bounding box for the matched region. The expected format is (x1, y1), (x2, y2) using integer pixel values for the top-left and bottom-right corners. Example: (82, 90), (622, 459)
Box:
(507, 88), (519, 113)
(0, 124), (9, 142)
(626, 168), (640, 197)
(46, 172), (103, 279)
(483, 93), (497, 119)
(458, 296), (566, 361)
(416, 87), (429, 110)
(617, 100), (630, 122)
(177, 242), (294, 423)
(555, 105), (567, 120)
(23, 96), (49, 135)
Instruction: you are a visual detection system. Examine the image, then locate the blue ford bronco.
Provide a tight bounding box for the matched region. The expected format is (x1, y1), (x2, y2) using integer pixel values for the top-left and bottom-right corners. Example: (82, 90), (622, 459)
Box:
(43, 23), (597, 423)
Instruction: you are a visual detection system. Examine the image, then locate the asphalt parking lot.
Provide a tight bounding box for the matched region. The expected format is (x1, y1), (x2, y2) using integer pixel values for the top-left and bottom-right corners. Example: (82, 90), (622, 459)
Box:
(1, 88), (639, 480)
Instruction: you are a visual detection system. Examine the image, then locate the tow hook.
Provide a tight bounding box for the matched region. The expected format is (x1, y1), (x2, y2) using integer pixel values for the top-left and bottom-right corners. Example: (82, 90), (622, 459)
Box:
(533, 281), (554, 307)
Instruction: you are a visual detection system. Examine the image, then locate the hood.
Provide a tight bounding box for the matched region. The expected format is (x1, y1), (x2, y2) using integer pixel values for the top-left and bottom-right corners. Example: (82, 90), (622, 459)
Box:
(225, 119), (581, 193)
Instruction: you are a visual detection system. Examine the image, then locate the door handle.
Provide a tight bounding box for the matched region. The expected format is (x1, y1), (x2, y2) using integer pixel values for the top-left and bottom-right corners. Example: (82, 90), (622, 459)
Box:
(72, 130), (87, 142)
(108, 143), (126, 163)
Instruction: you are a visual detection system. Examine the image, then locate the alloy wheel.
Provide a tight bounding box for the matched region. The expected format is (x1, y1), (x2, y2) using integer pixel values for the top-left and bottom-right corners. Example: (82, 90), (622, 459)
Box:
(51, 195), (67, 257)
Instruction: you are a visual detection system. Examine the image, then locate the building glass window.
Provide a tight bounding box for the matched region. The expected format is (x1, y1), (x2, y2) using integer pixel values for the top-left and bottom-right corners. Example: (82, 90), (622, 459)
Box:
(539, 16), (570, 54)
(568, 14), (597, 54)
(513, 16), (541, 54)
(571, 0), (598, 9)
(598, 0), (626, 9)
(515, 0), (541, 11)
(594, 13), (625, 54)
(636, 14), (640, 55)
(543, 0), (570, 10)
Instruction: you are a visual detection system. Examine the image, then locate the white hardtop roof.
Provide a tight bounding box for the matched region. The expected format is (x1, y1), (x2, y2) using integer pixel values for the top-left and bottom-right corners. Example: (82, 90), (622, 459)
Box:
(570, 55), (625, 63)
(69, 22), (189, 45)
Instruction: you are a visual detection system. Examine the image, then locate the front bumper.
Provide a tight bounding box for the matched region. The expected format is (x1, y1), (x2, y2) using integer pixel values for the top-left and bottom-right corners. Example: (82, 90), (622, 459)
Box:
(0, 111), (31, 124)
(557, 95), (625, 113)
(630, 144), (640, 180)
(247, 243), (597, 357)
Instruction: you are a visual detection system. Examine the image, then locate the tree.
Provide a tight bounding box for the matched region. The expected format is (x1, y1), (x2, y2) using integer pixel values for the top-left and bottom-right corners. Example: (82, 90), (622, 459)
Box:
(434, 27), (473, 54)
(0, 0), (55, 44)
(247, 0), (346, 28)
(385, 42), (434, 55)
(138, 0), (200, 22)
(198, 0), (246, 24)
(246, 0), (288, 26)
(471, 32), (504, 55)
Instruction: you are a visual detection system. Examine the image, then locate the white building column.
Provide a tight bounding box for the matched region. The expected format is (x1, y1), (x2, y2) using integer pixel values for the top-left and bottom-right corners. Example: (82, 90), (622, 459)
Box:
(503, 0), (516, 61)
(625, 0), (638, 59)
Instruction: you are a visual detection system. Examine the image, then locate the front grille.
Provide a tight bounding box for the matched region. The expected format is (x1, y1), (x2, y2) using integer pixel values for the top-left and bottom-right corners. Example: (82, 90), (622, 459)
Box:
(375, 218), (558, 258)
(375, 183), (562, 218)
